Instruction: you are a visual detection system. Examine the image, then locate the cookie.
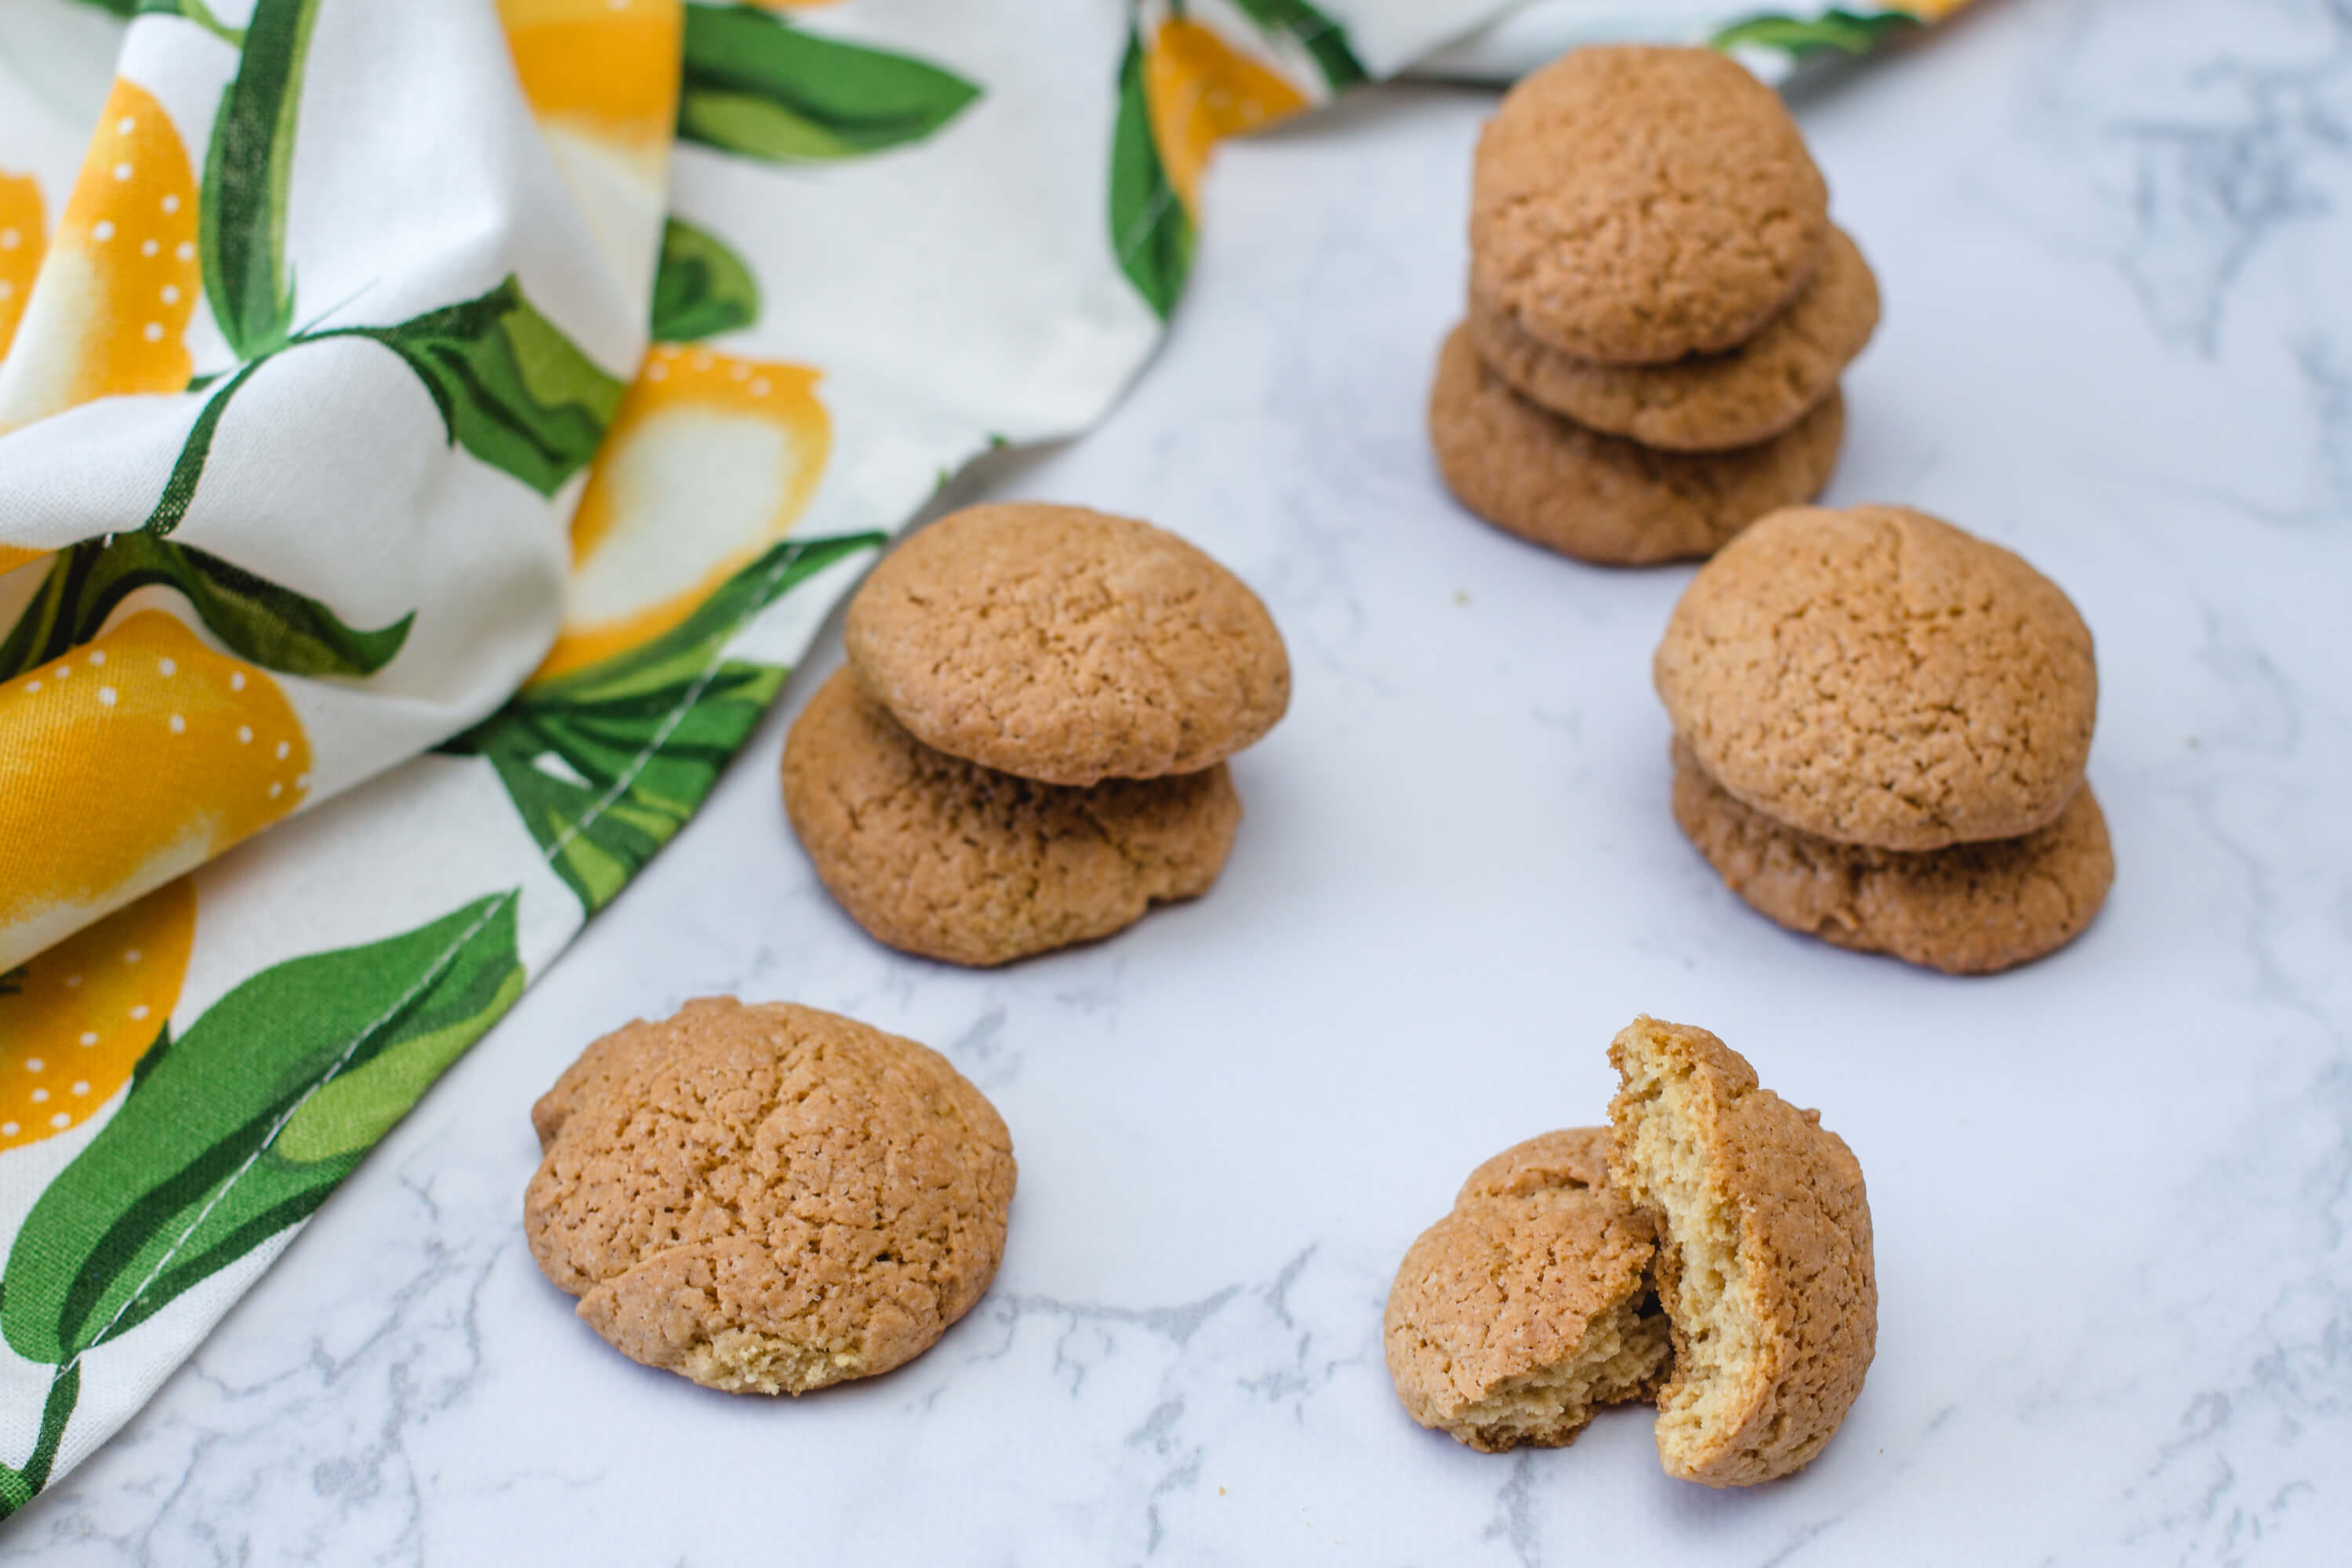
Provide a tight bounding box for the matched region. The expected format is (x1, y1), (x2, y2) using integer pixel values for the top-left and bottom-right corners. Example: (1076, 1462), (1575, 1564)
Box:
(1385, 1128), (1673, 1453)
(1469, 45), (1830, 365)
(843, 502), (1290, 787)
(1606, 1017), (1875, 1487)
(524, 998), (1016, 1395)
(1428, 325), (1842, 566)
(1468, 227), (1878, 452)
(781, 668), (1240, 967)
(1672, 739), (2114, 974)
(1654, 504), (2098, 851)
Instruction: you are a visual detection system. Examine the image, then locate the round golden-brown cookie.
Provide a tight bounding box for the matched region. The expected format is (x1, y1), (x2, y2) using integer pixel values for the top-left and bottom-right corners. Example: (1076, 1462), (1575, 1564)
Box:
(1469, 45), (1830, 365)
(524, 997), (1016, 1395)
(843, 503), (1290, 787)
(1653, 504), (2098, 851)
(1671, 739), (2114, 975)
(782, 668), (1240, 967)
(1428, 325), (1842, 566)
(1385, 1128), (1672, 1454)
(1468, 227), (1878, 452)
(1606, 1016), (1875, 1487)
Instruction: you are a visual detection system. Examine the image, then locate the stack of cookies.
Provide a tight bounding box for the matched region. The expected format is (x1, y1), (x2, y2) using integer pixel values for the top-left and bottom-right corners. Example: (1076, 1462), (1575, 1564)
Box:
(782, 502), (1290, 967)
(1429, 45), (1879, 566)
(1654, 503), (2115, 974)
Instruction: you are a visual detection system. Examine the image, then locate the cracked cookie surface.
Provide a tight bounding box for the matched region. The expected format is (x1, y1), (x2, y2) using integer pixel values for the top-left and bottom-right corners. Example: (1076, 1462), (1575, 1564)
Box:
(782, 668), (1240, 967)
(524, 997), (1015, 1395)
(1672, 738), (2113, 974)
(1385, 1128), (1672, 1453)
(1429, 325), (1842, 565)
(1606, 1017), (1875, 1486)
(844, 502), (1290, 786)
(1654, 503), (2098, 851)
(1469, 45), (1829, 365)
(1468, 227), (1878, 452)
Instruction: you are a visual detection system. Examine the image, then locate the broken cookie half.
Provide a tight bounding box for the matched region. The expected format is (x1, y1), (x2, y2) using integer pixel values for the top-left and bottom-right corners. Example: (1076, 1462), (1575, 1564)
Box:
(1607, 1015), (1877, 1486)
(1384, 1127), (1673, 1452)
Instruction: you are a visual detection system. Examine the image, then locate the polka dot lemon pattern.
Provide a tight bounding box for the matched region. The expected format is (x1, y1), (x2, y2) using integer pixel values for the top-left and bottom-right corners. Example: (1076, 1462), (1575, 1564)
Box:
(0, 80), (199, 434)
(1142, 20), (1308, 217)
(0, 611), (308, 972)
(532, 343), (830, 681)
(0, 169), (45, 362)
(0, 877), (193, 1151)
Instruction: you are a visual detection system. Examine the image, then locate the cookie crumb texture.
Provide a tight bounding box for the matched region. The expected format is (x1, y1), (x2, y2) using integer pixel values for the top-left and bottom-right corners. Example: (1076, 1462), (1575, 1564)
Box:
(782, 669), (1240, 967)
(1470, 45), (1829, 365)
(844, 503), (1290, 786)
(1673, 739), (2114, 974)
(1429, 325), (1842, 566)
(1385, 1128), (1672, 1453)
(1468, 227), (1878, 453)
(1655, 504), (2099, 851)
(524, 999), (1016, 1395)
(1606, 1018), (1875, 1486)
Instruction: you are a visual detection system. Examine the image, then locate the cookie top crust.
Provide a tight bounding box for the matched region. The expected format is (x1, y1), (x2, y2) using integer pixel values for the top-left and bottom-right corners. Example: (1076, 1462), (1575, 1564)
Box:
(1468, 226), (1878, 452)
(1672, 737), (2114, 975)
(1470, 45), (1830, 365)
(1385, 1129), (1670, 1453)
(524, 997), (1015, 1395)
(782, 668), (1240, 967)
(843, 503), (1290, 786)
(1606, 1016), (1875, 1486)
(1428, 325), (1843, 566)
(1654, 504), (2098, 851)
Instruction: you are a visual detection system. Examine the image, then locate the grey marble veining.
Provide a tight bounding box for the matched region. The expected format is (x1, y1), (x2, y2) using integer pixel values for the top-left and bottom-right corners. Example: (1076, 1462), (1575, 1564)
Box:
(10, 1), (2352, 1561)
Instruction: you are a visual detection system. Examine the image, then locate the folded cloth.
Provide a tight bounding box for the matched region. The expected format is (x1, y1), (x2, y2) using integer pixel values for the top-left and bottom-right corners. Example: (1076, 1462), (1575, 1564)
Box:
(0, 0), (1968, 1510)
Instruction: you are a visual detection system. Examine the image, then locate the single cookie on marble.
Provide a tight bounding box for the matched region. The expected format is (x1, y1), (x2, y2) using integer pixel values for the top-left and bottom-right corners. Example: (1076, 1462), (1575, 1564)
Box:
(1468, 227), (1879, 452)
(1469, 45), (1830, 365)
(1428, 325), (1843, 566)
(524, 997), (1016, 1396)
(1653, 504), (2098, 851)
(842, 502), (1290, 787)
(781, 668), (1240, 967)
(1606, 1017), (1875, 1487)
(1385, 1128), (1673, 1453)
(1671, 739), (2113, 974)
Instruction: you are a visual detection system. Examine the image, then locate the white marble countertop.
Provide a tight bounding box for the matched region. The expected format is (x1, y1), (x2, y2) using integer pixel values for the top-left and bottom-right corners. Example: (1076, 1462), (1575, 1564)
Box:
(14, 1), (2352, 1561)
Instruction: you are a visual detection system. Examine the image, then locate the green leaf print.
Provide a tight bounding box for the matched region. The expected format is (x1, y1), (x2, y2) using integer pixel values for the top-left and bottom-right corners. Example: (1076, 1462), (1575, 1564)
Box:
(0, 1363), (79, 1518)
(651, 217), (761, 343)
(0, 532), (412, 684)
(0, 895), (521, 1370)
(677, 2), (980, 164)
(336, 276), (626, 498)
(444, 530), (883, 914)
(1711, 9), (1923, 60)
(1228, 0), (1370, 89)
(1109, 26), (1192, 321)
(201, 0), (322, 358)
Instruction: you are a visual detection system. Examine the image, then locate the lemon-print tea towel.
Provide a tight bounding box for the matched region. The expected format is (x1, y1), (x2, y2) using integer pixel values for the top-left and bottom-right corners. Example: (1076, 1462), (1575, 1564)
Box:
(0, 0), (1973, 1512)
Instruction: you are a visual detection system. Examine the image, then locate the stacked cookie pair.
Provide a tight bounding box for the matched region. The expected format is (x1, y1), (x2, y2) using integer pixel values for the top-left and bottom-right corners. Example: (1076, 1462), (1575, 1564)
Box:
(1429, 46), (1879, 565)
(1386, 1017), (1876, 1486)
(1656, 503), (2115, 974)
(782, 503), (1290, 967)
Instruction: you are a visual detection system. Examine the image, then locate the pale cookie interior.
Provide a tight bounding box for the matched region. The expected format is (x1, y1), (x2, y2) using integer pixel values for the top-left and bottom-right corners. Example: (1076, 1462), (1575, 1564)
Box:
(1612, 1037), (1771, 1471)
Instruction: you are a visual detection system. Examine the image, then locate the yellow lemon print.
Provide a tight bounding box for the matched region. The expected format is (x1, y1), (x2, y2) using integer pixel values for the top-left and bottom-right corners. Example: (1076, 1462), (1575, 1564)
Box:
(1893, 0), (1970, 16)
(0, 875), (194, 1151)
(534, 344), (829, 681)
(0, 170), (45, 364)
(1144, 20), (1308, 217)
(0, 80), (200, 435)
(499, 0), (681, 296)
(0, 610), (309, 975)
